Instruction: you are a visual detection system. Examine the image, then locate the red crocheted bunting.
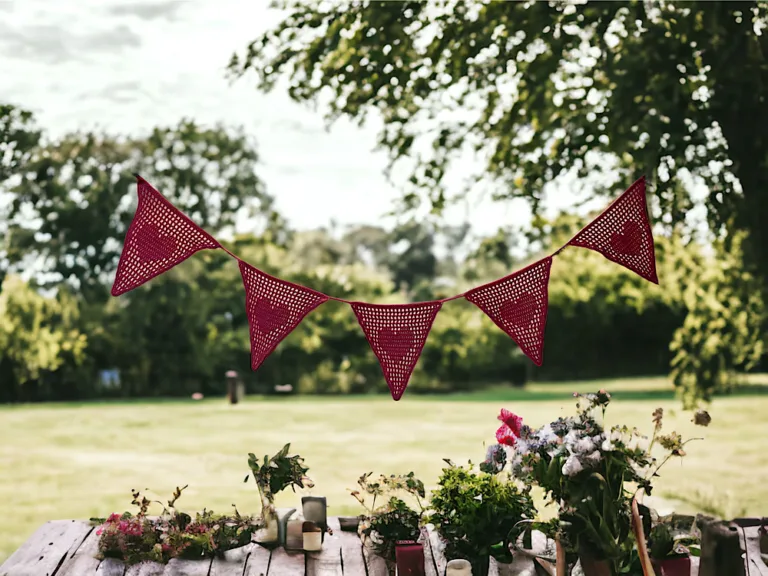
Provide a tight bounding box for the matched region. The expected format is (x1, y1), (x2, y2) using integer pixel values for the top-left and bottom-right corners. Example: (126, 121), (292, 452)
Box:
(567, 177), (659, 284)
(111, 176), (220, 296)
(465, 257), (553, 366)
(240, 261), (329, 371)
(350, 301), (443, 401)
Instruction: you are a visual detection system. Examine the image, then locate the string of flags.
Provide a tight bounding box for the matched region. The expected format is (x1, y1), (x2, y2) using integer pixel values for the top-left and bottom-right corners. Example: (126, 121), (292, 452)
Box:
(112, 175), (658, 400)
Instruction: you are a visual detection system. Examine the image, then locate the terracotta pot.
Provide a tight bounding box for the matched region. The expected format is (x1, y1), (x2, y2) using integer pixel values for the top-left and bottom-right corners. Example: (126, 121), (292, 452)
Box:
(578, 552), (613, 576)
(652, 556), (691, 576)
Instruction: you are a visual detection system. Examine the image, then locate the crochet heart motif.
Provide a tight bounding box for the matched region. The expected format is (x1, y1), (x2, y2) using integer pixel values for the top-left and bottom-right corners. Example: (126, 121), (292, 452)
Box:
(139, 224), (177, 261)
(253, 298), (289, 334)
(499, 292), (538, 329)
(610, 220), (642, 256)
(379, 327), (414, 363)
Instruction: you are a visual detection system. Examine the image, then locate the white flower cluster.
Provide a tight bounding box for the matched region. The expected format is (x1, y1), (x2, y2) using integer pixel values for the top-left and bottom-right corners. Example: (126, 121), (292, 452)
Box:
(509, 421), (653, 479)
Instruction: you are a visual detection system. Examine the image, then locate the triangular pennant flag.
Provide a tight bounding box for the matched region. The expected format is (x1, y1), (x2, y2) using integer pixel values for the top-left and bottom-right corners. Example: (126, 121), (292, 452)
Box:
(350, 301), (442, 400)
(465, 257), (552, 366)
(111, 176), (220, 296)
(567, 177), (658, 284)
(240, 261), (329, 371)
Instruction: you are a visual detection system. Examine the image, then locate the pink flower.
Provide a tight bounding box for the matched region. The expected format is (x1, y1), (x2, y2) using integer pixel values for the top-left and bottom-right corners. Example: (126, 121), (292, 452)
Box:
(96, 529), (103, 536)
(496, 423), (518, 446)
(107, 513), (121, 523)
(497, 409), (523, 436)
(496, 408), (523, 447)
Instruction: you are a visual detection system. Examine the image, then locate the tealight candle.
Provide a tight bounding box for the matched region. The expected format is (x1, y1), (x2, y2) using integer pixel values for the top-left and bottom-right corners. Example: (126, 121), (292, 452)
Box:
(446, 559), (472, 576)
(302, 521), (323, 552)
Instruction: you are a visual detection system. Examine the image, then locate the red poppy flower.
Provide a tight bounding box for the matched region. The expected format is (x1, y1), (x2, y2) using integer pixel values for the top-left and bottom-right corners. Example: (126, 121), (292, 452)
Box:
(496, 423), (518, 447)
(497, 409), (523, 437)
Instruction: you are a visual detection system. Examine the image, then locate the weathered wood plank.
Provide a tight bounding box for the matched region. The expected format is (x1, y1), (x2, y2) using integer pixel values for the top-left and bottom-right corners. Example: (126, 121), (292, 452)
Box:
(742, 526), (768, 576)
(266, 546), (305, 576)
(427, 528), (447, 576)
(124, 560), (165, 576)
(0, 519), (91, 576)
(162, 557), (213, 576)
(56, 526), (100, 575)
(95, 558), (127, 576)
(210, 543), (256, 576)
(243, 544), (272, 576)
(361, 541), (388, 576)
(307, 517), (342, 576)
(336, 526), (365, 575)
(419, 528), (439, 576)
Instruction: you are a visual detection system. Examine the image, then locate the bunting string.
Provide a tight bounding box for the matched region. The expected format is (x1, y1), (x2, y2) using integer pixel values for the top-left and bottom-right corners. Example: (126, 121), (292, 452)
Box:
(112, 175), (658, 400)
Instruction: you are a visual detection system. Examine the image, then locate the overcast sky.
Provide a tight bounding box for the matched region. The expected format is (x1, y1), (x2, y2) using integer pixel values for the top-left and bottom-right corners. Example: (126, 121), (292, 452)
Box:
(0, 0), (621, 238)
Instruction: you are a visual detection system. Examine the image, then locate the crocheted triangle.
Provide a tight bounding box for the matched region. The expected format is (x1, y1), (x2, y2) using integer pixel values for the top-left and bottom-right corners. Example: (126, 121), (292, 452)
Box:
(465, 257), (552, 366)
(112, 176), (220, 296)
(567, 177), (658, 284)
(350, 301), (442, 400)
(240, 261), (329, 371)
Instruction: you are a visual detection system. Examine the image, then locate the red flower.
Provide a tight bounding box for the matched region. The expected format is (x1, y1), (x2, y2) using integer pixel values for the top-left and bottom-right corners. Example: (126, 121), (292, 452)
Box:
(497, 409), (523, 436)
(496, 423), (518, 446)
(496, 408), (523, 447)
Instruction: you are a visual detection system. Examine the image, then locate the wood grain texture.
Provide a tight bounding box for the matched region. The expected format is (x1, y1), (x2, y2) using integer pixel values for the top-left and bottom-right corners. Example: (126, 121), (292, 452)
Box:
(419, 528), (439, 576)
(361, 540), (388, 576)
(209, 543), (255, 576)
(95, 558), (127, 576)
(307, 517), (342, 576)
(336, 529), (365, 575)
(267, 546), (305, 576)
(243, 544), (271, 576)
(427, 528), (446, 576)
(0, 520), (91, 576)
(161, 557), (213, 576)
(124, 560), (165, 576)
(56, 527), (100, 575)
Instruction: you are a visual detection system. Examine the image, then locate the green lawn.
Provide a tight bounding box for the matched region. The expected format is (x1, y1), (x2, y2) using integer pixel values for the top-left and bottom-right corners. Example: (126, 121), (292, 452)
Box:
(1, 375), (767, 564)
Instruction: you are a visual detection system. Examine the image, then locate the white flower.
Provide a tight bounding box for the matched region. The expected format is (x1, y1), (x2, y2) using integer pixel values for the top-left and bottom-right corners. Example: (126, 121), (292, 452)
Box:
(538, 424), (558, 445)
(602, 439), (616, 452)
(587, 450), (602, 464)
(564, 429), (580, 447)
(562, 455), (584, 477)
(474, 494), (483, 502)
(515, 438), (530, 455)
(610, 428), (623, 443)
(370, 531), (384, 545)
(574, 437), (595, 454)
(636, 436), (650, 453)
(628, 436), (640, 451)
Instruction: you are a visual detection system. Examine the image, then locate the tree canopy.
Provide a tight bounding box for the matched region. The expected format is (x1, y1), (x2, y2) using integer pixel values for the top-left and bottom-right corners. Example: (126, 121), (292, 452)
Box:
(229, 0), (768, 275)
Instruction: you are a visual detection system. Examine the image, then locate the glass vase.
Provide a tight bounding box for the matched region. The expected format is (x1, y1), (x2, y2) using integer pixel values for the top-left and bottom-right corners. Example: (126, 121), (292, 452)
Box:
(257, 482), (279, 544)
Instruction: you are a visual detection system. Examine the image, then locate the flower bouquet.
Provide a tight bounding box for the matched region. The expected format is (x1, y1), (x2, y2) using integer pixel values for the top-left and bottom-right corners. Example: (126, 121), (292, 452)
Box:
(489, 391), (708, 576)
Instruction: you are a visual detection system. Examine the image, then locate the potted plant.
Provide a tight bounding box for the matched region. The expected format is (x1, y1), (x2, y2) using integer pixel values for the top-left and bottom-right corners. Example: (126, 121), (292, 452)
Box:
(491, 393), (709, 576)
(93, 485), (259, 564)
(428, 459), (536, 576)
(351, 472), (426, 576)
(245, 443), (312, 544)
(648, 516), (700, 576)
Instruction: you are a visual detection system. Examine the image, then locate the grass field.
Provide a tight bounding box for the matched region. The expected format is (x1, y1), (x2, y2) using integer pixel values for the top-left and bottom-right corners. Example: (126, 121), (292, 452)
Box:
(2, 375), (767, 564)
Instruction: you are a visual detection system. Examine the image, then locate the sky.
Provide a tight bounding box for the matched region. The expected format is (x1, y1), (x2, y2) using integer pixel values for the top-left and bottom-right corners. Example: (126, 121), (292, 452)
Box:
(0, 0), (633, 240)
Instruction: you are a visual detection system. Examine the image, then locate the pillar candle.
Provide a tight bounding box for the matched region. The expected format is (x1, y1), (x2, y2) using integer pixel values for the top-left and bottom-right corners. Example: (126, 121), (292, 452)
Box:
(302, 521), (323, 552)
(395, 541), (426, 576)
(446, 559), (473, 576)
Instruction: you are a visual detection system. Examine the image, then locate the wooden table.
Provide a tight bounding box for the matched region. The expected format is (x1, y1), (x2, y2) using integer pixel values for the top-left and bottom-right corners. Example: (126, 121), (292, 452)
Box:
(0, 517), (461, 576)
(4, 516), (764, 576)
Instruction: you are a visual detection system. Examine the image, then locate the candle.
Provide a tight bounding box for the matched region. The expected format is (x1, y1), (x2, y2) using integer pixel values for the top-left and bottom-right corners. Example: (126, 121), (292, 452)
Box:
(396, 541), (426, 576)
(446, 559), (472, 576)
(285, 518), (304, 551)
(302, 521), (323, 552)
(302, 496), (327, 541)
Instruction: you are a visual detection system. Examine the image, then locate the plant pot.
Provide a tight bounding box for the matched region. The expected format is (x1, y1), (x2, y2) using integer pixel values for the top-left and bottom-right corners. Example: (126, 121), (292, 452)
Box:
(652, 556), (691, 576)
(256, 483), (278, 545)
(577, 551), (613, 576)
(395, 541), (426, 576)
(470, 555), (491, 576)
(496, 556), (537, 576)
(339, 516), (360, 532)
